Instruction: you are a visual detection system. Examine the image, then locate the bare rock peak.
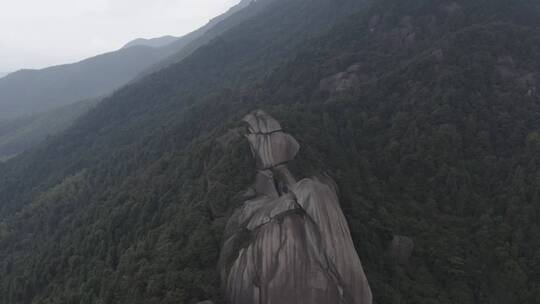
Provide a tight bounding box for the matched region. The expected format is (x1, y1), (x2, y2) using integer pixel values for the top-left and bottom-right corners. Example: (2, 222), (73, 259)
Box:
(243, 110), (282, 134)
(219, 110), (372, 304)
(244, 110), (299, 170)
(246, 132), (300, 170)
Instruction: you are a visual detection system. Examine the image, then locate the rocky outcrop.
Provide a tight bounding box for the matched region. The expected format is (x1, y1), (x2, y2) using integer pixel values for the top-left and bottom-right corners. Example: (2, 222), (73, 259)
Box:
(219, 110), (372, 304)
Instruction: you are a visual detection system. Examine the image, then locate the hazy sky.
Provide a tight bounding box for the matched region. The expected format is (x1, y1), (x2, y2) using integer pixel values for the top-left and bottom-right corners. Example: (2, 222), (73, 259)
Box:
(0, 0), (240, 73)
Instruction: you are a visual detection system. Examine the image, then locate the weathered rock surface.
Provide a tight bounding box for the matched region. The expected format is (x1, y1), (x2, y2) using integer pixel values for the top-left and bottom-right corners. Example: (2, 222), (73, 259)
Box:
(220, 110), (372, 304)
(243, 110), (282, 134)
(246, 132), (300, 169)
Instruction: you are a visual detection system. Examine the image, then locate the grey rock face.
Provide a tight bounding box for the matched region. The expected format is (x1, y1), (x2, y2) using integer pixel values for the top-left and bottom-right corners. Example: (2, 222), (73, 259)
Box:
(246, 133), (300, 169)
(244, 110), (300, 170)
(243, 110), (283, 134)
(220, 111), (372, 304)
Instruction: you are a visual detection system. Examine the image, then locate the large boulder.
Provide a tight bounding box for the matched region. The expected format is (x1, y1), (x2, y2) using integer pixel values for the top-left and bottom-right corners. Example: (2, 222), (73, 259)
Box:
(246, 132), (300, 169)
(219, 110), (373, 304)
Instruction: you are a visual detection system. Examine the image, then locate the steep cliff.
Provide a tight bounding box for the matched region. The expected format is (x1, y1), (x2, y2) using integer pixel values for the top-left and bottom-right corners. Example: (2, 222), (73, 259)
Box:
(220, 111), (372, 304)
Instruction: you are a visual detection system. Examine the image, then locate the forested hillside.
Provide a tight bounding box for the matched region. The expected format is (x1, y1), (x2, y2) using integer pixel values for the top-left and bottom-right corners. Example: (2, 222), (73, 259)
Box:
(0, 0), (539, 303)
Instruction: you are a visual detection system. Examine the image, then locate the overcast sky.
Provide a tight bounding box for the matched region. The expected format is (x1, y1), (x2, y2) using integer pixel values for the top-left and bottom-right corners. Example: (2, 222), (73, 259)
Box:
(0, 0), (240, 73)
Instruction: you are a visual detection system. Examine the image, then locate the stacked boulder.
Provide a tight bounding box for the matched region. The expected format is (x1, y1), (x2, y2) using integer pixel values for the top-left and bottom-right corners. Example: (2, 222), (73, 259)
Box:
(219, 110), (372, 304)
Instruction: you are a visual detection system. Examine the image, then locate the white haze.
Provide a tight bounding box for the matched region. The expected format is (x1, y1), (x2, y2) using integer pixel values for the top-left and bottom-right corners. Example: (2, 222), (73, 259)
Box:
(0, 0), (240, 73)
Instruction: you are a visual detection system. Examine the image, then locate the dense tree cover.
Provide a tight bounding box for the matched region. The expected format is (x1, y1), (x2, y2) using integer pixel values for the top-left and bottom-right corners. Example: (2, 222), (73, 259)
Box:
(0, 0), (539, 303)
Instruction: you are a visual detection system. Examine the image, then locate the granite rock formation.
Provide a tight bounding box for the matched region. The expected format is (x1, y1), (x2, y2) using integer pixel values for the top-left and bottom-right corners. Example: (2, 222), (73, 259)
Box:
(219, 110), (372, 304)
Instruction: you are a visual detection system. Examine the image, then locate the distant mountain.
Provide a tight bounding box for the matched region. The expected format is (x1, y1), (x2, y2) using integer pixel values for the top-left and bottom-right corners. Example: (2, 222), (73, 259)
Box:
(0, 0), (254, 122)
(123, 35), (179, 49)
(0, 0), (257, 158)
(0, 72), (7, 79)
(0, 45), (173, 121)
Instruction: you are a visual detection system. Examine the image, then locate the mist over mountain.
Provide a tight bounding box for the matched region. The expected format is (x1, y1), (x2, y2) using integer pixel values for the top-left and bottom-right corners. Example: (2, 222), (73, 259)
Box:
(0, 0), (539, 304)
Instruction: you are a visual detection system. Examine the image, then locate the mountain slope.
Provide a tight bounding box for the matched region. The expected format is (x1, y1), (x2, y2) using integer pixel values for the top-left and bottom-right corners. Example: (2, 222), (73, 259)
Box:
(0, 0), (539, 304)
